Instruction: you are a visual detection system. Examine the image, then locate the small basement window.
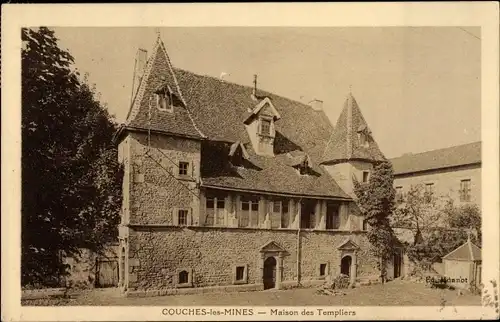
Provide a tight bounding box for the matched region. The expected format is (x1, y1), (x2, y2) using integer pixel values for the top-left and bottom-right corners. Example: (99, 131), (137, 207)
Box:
(178, 161), (189, 176)
(236, 266), (245, 281)
(233, 264), (248, 284)
(176, 268), (193, 287)
(179, 270), (189, 284)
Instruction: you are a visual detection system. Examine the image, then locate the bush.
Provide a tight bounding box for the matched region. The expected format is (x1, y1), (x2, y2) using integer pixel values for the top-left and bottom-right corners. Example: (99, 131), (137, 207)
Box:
(329, 274), (350, 290)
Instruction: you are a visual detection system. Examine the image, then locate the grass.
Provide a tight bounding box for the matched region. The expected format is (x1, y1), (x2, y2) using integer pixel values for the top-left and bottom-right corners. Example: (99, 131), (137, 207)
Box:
(22, 279), (481, 307)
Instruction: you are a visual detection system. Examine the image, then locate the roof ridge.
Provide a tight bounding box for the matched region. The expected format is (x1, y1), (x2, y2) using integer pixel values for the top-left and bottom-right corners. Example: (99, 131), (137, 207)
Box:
(391, 141), (482, 160)
(173, 67), (318, 110)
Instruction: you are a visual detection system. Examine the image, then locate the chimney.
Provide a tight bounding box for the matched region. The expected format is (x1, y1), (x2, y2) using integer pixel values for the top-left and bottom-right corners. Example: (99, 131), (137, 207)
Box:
(308, 99), (323, 111)
(251, 74), (258, 101)
(131, 48), (148, 103)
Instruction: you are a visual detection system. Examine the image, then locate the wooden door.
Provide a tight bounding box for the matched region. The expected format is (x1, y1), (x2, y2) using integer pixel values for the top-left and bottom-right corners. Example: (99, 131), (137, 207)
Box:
(96, 259), (119, 288)
(263, 256), (277, 289)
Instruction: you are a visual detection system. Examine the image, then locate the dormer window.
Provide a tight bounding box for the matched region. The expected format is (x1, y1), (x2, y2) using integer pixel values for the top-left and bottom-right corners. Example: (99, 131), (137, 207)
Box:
(260, 118), (272, 137)
(357, 125), (370, 148)
(289, 152), (313, 176)
(359, 132), (368, 147)
(154, 84), (174, 112)
(243, 97), (281, 157)
(298, 160), (310, 175)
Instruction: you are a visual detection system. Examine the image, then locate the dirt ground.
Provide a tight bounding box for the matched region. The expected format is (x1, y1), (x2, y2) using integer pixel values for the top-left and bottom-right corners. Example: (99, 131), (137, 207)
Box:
(22, 279), (481, 307)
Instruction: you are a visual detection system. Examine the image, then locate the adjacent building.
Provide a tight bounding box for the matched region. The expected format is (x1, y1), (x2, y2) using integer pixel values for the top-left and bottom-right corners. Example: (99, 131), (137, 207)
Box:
(115, 36), (401, 296)
(390, 142), (481, 206)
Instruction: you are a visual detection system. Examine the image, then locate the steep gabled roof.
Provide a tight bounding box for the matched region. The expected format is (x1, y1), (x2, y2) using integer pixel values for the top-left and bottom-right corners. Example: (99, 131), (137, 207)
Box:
(121, 38), (356, 199)
(390, 141), (481, 176)
(443, 239), (482, 261)
(321, 93), (386, 164)
(124, 37), (205, 139)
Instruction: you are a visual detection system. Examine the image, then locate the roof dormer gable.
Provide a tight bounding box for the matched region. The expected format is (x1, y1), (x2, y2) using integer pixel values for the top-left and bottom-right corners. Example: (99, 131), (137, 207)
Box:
(228, 141), (250, 166)
(244, 97), (280, 157)
(288, 151), (314, 175)
(243, 97), (281, 125)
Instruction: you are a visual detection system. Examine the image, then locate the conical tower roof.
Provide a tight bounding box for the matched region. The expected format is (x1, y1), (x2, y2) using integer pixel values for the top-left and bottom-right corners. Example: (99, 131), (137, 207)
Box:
(321, 93), (386, 164)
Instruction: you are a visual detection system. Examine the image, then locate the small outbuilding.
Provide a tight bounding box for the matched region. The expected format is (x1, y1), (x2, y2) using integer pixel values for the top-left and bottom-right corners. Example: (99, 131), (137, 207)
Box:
(442, 238), (481, 290)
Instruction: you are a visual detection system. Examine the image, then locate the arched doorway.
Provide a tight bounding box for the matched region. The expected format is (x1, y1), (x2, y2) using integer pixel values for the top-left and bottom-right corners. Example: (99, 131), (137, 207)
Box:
(341, 256), (352, 276)
(263, 256), (277, 289)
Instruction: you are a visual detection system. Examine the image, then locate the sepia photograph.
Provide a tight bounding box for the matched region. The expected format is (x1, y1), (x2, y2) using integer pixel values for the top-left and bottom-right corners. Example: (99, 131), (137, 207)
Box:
(2, 3), (499, 321)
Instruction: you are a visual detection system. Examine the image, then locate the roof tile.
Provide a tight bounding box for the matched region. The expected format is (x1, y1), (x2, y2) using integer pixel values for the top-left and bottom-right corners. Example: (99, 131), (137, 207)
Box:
(321, 94), (386, 164)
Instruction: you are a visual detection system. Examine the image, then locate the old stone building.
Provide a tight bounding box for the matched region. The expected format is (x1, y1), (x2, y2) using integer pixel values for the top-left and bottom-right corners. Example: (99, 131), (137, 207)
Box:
(115, 36), (393, 296)
(390, 142), (481, 206)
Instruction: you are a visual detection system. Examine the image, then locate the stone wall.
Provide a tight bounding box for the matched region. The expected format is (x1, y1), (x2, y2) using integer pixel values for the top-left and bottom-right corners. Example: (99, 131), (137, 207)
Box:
(126, 227), (377, 291)
(63, 245), (119, 288)
(128, 132), (201, 226)
(300, 230), (377, 280)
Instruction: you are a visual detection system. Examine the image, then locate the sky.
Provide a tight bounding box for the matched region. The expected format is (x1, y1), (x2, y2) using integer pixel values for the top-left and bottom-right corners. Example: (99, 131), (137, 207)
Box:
(51, 27), (481, 158)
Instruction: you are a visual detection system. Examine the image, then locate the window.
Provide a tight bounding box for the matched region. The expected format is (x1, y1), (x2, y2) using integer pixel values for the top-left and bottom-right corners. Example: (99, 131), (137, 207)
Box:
(178, 270), (189, 284)
(236, 266), (245, 281)
(424, 183), (434, 203)
(358, 132), (369, 147)
(205, 192), (226, 226)
(300, 201), (316, 229)
(176, 268), (193, 287)
(395, 186), (404, 202)
(233, 264), (248, 284)
(326, 202), (340, 230)
(362, 171), (370, 183)
(260, 119), (271, 136)
(271, 199), (289, 229)
(156, 92), (172, 111)
(460, 179), (471, 202)
(178, 161), (189, 176)
(359, 133), (366, 145)
(240, 196), (259, 227)
(298, 160), (310, 175)
(174, 208), (191, 226)
(273, 201), (281, 213)
(178, 209), (188, 226)
(281, 201), (290, 228)
(362, 220), (369, 231)
(319, 263), (327, 277)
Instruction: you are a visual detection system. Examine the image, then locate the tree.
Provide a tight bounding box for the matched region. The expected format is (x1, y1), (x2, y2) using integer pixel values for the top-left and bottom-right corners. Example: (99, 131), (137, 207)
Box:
(446, 203), (481, 246)
(392, 184), (447, 244)
(21, 27), (122, 287)
(353, 161), (397, 283)
(393, 184), (482, 265)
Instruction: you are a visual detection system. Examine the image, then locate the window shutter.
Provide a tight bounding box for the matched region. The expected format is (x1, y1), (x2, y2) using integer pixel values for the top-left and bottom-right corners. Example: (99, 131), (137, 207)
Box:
(188, 208), (193, 226)
(173, 208), (179, 226)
